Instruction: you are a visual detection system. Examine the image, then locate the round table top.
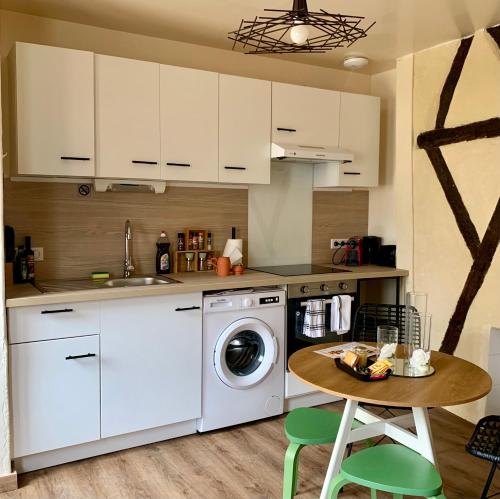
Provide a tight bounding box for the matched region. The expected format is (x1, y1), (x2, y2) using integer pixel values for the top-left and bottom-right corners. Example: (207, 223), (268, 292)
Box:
(288, 343), (492, 408)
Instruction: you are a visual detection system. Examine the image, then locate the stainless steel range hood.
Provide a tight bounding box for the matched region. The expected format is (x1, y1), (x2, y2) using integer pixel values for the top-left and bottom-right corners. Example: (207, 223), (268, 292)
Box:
(271, 142), (354, 164)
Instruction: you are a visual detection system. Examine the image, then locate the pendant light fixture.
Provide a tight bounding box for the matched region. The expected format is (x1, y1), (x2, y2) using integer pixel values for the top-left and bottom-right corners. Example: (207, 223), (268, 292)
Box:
(228, 0), (375, 54)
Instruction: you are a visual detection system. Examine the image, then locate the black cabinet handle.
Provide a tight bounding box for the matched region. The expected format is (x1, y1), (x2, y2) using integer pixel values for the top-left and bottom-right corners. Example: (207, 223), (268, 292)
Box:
(65, 353), (96, 360)
(60, 156), (91, 161)
(166, 162), (191, 167)
(175, 306), (201, 311)
(343, 172), (361, 175)
(41, 308), (74, 315)
(132, 160), (158, 165)
(276, 127), (297, 132)
(224, 166), (247, 170)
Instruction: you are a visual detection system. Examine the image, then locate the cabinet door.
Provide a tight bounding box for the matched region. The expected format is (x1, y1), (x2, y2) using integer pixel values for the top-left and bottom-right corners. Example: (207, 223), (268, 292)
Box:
(10, 335), (100, 457)
(95, 55), (161, 180)
(219, 74), (271, 184)
(338, 93), (380, 187)
(13, 43), (95, 177)
(100, 293), (202, 438)
(160, 65), (218, 182)
(272, 82), (340, 147)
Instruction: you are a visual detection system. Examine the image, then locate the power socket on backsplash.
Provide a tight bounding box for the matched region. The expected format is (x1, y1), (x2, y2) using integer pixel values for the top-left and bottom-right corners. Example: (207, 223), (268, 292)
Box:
(330, 239), (348, 250)
(33, 247), (44, 261)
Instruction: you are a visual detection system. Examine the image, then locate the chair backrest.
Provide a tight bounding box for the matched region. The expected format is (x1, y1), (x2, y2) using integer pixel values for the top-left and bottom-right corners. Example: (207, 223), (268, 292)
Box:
(352, 303), (420, 344)
(466, 414), (500, 463)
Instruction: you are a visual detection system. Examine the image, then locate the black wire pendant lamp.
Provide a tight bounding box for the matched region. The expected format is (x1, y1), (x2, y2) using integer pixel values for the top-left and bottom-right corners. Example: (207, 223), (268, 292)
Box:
(228, 0), (375, 54)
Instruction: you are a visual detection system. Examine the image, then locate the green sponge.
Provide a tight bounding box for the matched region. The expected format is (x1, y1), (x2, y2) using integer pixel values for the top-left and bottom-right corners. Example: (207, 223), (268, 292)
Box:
(91, 271), (110, 279)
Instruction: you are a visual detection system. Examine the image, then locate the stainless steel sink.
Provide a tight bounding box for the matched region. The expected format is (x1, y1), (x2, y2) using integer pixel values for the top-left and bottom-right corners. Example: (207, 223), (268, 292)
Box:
(102, 276), (179, 287)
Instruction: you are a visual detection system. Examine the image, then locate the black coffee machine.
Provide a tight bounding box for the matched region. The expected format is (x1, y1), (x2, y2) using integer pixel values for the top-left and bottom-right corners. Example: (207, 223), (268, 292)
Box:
(362, 236), (381, 264)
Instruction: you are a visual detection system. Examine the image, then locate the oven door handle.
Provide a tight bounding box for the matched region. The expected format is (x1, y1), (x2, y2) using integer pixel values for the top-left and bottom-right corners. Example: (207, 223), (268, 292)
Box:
(272, 336), (278, 364)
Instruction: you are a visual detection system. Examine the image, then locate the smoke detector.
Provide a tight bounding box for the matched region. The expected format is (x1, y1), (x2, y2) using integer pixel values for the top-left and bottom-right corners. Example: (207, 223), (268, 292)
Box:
(343, 56), (369, 70)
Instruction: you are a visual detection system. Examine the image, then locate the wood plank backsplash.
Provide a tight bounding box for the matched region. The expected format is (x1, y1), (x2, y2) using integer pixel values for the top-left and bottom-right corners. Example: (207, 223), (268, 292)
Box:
(4, 181), (368, 280)
(3, 181), (248, 280)
(312, 191), (369, 264)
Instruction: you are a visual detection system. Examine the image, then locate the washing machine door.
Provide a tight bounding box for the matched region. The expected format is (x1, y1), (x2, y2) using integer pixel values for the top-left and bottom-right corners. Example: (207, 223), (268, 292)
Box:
(214, 318), (278, 390)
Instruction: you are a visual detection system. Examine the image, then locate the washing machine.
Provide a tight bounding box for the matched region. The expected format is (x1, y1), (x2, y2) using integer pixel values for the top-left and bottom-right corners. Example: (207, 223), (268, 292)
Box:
(197, 287), (286, 432)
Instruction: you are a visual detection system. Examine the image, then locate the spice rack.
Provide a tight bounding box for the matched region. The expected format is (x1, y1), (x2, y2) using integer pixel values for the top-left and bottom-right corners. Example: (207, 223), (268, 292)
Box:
(174, 228), (215, 273)
(173, 250), (216, 273)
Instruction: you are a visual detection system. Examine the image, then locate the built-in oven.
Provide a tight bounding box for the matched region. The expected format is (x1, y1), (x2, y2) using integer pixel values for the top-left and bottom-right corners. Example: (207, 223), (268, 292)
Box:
(285, 279), (358, 401)
(286, 279), (358, 360)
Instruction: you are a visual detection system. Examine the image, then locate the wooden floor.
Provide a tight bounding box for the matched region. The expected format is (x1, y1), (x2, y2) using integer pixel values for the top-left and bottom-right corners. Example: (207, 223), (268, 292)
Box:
(4, 402), (499, 499)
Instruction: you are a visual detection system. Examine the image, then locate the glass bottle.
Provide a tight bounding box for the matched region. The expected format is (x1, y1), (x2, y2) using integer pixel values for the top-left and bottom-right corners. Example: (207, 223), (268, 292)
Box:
(177, 233), (185, 251)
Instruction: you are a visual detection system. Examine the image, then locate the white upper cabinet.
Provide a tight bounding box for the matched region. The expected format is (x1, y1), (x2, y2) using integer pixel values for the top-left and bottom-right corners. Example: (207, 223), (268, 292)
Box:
(338, 92), (380, 187)
(314, 92), (380, 188)
(95, 54), (161, 180)
(272, 82), (340, 147)
(219, 74), (271, 184)
(160, 65), (218, 182)
(11, 43), (95, 177)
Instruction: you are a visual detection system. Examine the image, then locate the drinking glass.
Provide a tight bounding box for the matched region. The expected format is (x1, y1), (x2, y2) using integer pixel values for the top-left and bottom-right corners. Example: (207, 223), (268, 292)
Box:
(185, 252), (195, 272)
(407, 311), (432, 373)
(377, 325), (398, 360)
(405, 291), (428, 349)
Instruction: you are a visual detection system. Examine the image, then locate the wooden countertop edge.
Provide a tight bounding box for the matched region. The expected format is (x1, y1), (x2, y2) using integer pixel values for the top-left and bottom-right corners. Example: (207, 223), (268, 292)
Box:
(5, 266), (409, 308)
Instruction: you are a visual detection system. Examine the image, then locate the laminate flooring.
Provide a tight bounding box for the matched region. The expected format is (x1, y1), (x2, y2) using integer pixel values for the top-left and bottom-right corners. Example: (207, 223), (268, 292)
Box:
(4, 402), (499, 499)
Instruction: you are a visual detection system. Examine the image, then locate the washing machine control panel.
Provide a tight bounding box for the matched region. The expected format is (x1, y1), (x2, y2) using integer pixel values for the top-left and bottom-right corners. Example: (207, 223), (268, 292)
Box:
(242, 297), (254, 307)
(259, 296), (280, 305)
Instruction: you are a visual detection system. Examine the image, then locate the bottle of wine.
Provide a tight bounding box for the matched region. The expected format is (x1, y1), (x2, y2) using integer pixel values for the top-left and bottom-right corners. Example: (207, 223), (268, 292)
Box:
(24, 236), (35, 282)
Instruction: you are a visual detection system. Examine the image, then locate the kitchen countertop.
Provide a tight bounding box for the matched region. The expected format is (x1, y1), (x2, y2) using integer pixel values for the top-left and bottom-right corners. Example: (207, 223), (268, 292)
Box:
(5, 264), (408, 308)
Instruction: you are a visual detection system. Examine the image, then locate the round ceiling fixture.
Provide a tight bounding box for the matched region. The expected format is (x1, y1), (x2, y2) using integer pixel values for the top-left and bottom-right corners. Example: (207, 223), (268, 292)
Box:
(343, 56), (369, 70)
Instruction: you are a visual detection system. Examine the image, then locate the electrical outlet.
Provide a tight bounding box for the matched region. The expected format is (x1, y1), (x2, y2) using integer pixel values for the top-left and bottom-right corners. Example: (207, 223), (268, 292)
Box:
(330, 239), (348, 250)
(33, 247), (44, 261)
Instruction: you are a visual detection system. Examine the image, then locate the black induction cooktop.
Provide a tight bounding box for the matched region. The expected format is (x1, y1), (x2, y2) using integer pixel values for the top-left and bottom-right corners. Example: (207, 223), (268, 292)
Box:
(248, 264), (350, 277)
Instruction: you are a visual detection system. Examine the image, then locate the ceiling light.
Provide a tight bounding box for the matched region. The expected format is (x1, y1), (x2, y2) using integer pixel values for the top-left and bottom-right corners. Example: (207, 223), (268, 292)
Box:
(290, 23), (309, 45)
(343, 56), (369, 70)
(229, 0), (375, 55)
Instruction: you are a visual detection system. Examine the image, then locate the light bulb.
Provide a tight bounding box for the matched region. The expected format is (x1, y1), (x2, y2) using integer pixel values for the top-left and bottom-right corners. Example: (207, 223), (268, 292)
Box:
(290, 24), (309, 45)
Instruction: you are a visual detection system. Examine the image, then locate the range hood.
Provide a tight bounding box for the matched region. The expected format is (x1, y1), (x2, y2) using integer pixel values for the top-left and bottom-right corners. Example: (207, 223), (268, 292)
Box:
(271, 143), (354, 164)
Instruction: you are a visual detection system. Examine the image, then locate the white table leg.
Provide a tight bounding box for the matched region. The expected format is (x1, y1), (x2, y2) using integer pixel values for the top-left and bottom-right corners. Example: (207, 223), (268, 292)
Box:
(413, 407), (437, 465)
(319, 399), (358, 499)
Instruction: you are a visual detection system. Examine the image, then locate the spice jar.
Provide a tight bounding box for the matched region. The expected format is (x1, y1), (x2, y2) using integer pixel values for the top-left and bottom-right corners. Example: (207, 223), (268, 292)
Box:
(192, 232), (199, 250)
(207, 232), (212, 251)
(198, 231), (204, 250)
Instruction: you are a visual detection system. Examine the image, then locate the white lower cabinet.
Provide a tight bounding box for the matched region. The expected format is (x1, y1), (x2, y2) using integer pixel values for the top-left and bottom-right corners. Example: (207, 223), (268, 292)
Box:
(100, 293), (202, 438)
(10, 335), (100, 457)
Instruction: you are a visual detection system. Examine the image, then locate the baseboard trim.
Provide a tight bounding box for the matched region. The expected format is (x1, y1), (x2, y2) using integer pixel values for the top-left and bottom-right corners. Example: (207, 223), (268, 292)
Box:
(0, 471), (18, 493)
(14, 419), (197, 473)
(285, 392), (341, 411)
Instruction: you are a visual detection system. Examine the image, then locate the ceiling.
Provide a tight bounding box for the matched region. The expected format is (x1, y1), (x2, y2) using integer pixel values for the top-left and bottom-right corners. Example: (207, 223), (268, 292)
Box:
(1, 0), (500, 73)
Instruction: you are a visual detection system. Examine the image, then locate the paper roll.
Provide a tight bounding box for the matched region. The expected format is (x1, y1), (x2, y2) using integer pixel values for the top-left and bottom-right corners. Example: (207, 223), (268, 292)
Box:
(223, 239), (243, 265)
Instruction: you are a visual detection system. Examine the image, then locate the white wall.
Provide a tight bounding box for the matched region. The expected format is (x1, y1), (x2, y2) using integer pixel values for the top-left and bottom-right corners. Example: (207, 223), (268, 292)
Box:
(0, 72), (11, 476)
(369, 69), (397, 245)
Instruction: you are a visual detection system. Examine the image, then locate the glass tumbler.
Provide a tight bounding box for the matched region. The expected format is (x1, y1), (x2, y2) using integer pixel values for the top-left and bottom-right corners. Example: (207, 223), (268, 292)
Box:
(408, 312), (432, 373)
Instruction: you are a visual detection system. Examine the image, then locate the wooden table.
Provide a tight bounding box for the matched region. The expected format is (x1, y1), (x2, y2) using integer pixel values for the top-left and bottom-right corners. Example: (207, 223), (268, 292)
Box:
(288, 343), (492, 499)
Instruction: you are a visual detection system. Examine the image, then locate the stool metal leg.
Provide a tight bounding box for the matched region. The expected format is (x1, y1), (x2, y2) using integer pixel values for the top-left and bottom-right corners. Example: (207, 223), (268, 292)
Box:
(481, 462), (497, 499)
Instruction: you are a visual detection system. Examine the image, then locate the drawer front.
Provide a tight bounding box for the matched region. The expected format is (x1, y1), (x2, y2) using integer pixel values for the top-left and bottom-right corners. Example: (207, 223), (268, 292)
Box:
(8, 301), (100, 344)
(10, 335), (101, 457)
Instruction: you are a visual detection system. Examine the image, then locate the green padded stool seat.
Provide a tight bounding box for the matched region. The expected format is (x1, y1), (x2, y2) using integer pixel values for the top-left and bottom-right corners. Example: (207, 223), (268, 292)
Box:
(328, 444), (446, 499)
(283, 408), (364, 499)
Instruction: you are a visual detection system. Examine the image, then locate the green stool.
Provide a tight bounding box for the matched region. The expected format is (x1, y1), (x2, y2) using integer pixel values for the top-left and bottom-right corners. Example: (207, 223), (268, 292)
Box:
(327, 444), (446, 499)
(283, 407), (364, 499)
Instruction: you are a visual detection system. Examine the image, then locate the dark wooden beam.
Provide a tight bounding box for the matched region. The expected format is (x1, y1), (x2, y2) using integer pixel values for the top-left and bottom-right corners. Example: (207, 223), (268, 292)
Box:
(424, 148), (480, 259)
(440, 198), (500, 353)
(435, 36), (473, 129)
(417, 117), (500, 149)
(487, 25), (500, 50)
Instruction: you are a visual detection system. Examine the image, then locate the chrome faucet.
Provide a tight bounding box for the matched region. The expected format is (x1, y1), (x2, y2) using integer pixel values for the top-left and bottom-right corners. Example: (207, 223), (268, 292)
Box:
(124, 220), (135, 278)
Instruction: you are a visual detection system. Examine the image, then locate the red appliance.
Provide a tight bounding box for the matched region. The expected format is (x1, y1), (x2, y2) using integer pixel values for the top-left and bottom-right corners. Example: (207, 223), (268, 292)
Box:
(344, 237), (362, 266)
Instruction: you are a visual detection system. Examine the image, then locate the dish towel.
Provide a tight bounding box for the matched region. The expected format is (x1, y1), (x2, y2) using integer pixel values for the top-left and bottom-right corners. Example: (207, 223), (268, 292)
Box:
(303, 299), (326, 338)
(330, 295), (352, 334)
